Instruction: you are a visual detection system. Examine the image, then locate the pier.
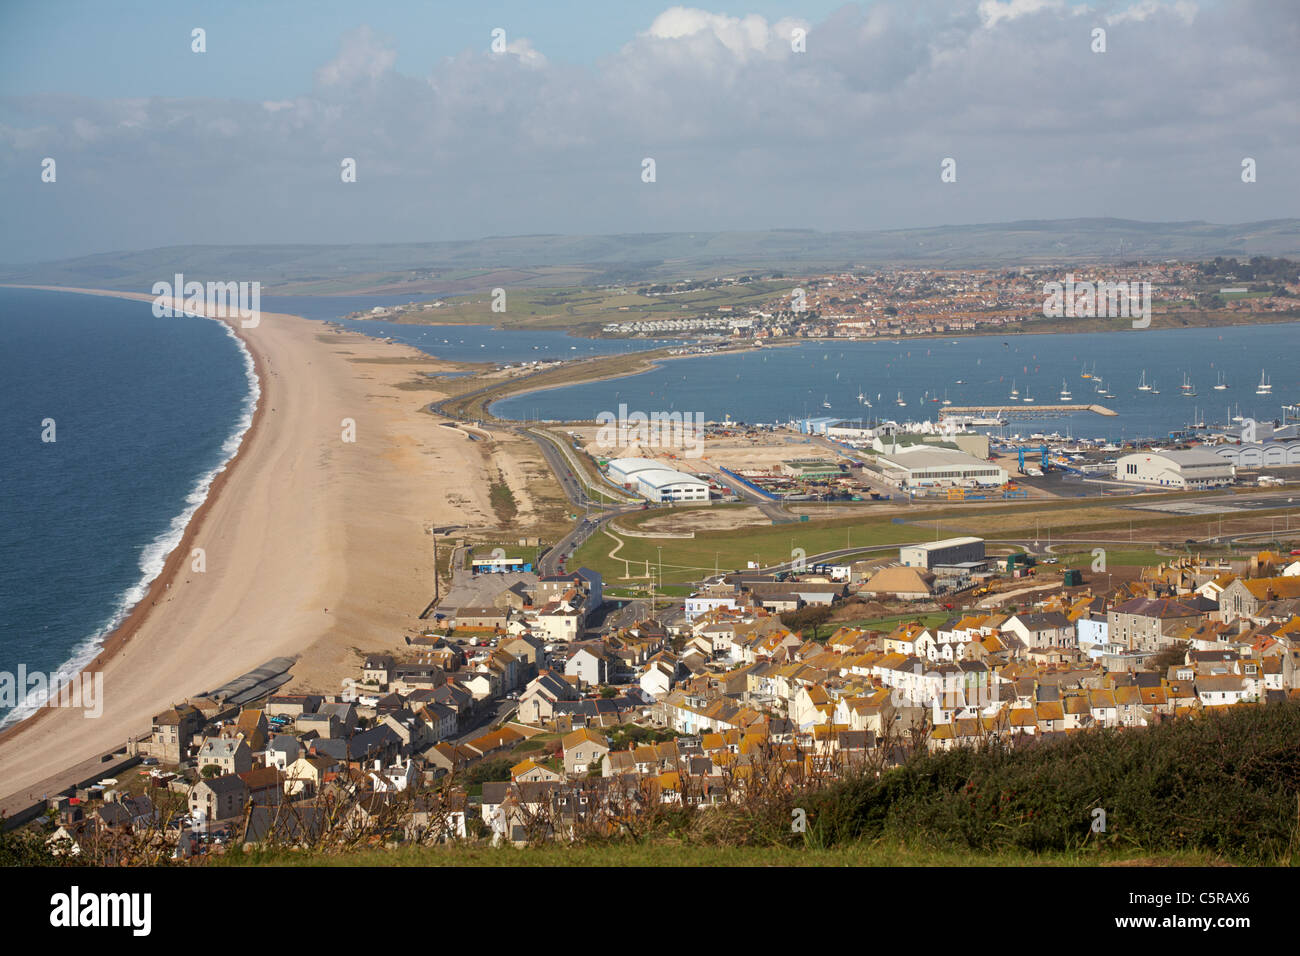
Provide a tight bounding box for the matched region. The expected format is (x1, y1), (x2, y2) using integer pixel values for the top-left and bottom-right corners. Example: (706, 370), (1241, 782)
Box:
(940, 403), (1117, 418)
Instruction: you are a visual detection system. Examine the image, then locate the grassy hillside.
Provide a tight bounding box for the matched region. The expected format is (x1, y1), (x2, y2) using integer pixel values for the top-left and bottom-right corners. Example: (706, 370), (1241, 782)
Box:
(5, 219), (1298, 293)
(798, 701), (1300, 864)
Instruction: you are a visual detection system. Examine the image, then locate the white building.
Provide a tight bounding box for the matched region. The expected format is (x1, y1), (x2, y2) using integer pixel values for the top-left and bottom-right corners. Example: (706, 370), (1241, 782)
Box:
(874, 446), (1007, 489)
(605, 458), (710, 503)
(606, 457), (664, 485)
(900, 537), (985, 570)
(633, 468), (709, 503)
(1115, 449), (1235, 489)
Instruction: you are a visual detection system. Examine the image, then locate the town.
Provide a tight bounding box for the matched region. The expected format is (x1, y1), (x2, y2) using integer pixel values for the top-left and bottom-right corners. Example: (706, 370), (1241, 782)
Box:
(33, 524), (1300, 857)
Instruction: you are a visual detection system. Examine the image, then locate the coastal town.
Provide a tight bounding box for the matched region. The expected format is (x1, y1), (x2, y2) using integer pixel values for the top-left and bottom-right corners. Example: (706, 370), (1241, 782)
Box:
(31, 521), (1300, 856)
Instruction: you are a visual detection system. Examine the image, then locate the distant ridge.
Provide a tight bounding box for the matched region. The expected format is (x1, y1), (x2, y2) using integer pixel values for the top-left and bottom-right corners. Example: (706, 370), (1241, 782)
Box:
(2, 218), (1296, 295)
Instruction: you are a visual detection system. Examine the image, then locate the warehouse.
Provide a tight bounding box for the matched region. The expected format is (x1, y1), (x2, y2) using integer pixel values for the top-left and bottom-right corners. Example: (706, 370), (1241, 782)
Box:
(606, 457), (664, 485)
(900, 536), (986, 570)
(633, 468), (710, 503)
(780, 458), (846, 478)
(1115, 449), (1235, 489)
(874, 447), (1007, 489)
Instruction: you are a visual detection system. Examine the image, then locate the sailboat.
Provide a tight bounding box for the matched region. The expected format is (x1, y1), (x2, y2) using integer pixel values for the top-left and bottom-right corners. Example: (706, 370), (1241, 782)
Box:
(822, 395), (832, 409)
(1149, 380), (1160, 395)
(1137, 370), (1151, 392)
(1080, 363), (1092, 379)
(895, 392), (907, 407)
(1256, 370), (1272, 395)
(1009, 379), (1020, 401)
(1023, 386), (1035, 404)
(941, 391), (952, 406)
(1060, 379), (1072, 401)
(1183, 376), (1197, 397)
(1213, 372), (1228, 391)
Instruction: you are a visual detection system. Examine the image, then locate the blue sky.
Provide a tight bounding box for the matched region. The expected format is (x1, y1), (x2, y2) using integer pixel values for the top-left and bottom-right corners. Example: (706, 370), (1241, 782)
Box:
(1, 1), (1295, 263)
(0, 0), (848, 98)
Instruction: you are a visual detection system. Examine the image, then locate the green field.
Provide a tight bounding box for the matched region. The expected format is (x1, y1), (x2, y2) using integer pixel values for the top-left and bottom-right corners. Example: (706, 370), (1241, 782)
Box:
(377, 281), (795, 335)
(580, 507), (919, 585)
(211, 839), (1226, 868)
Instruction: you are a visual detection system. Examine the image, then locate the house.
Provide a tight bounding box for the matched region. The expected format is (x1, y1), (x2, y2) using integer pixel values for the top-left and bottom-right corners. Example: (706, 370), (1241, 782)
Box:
(282, 756), (335, 797)
(196, 737), (253, 776)
(565, 645), (611, 687)
(144, 704), (204, 763)
(188, 775), (249, 823)
(639, 658), (678, 700)
(1001, 612), (1074, 650)
(562, 728), (610, 776)
(1108, 597), (1203, 652)
(1196, 675), (1247, 706)
(362, 654), (396, 687)
(219, 708), (269, 752)
(264, 734), (300, 770)
(512, 758), (564, 783)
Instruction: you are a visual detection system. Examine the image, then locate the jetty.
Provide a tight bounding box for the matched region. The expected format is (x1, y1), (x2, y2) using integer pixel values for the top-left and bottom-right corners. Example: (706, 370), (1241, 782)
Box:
(940, 404), (1117, 418)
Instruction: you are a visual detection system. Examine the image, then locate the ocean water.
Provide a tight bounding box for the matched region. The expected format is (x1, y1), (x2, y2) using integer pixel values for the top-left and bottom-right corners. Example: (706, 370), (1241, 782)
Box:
(261, 295), (683, 364)
(0, 288), (257, 725)
(490, 324), (1300, 441)
(0, 289), (669, 726)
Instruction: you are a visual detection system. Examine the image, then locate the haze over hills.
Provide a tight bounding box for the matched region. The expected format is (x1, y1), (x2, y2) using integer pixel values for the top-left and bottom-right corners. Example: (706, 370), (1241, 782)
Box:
(3, 218), (1298, 296)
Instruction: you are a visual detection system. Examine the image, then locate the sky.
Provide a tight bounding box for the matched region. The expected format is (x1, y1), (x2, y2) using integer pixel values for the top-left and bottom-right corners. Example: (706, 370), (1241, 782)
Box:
(1, 0), (1296, 263)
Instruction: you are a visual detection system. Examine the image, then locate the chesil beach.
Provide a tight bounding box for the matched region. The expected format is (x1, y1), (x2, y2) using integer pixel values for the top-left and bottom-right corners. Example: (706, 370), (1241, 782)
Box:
(0, 286), (499, 808)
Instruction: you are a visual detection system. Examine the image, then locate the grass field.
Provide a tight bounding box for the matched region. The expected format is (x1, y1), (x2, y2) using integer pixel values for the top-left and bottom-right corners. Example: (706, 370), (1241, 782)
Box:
(212, 838), (1228, 868)
(576, 494), (1299, 587)
(376, 281), (796, 335)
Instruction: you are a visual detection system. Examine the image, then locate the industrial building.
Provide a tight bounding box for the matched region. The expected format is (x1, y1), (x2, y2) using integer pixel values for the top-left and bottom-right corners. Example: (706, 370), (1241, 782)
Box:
(1215, 441), (1300, 468)
(633, 468), (710, 503)
(1115, 450), (1235, 489)
(900, 536), (986, 570)
(780, 458), (846, 478)
(873, 446), (1007, 489)
(604, 457), (710, 503)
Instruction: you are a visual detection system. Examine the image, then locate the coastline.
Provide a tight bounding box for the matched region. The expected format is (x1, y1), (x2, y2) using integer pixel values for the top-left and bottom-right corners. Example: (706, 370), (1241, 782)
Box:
(0, 285), (505, 808)
(0, 286), (268, 745)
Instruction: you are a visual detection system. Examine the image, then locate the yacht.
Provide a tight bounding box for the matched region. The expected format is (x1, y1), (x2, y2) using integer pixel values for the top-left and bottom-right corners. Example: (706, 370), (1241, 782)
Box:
(823, 396), (832, 409)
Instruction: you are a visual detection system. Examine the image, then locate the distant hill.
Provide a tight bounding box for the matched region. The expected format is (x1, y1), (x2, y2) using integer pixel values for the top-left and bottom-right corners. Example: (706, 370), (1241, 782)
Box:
(3, 218), (1297, 295)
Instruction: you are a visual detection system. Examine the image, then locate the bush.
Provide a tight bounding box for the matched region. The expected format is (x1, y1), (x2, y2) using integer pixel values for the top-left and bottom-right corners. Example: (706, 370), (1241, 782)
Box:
(799, 701), (1300, 863)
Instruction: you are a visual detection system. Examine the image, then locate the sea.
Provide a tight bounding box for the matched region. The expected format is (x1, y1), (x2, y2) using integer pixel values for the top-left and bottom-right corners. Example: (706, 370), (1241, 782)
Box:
(2, 288), (1294, 725)
(0, 289), (671, 725)
(490, 324), (1300, 442)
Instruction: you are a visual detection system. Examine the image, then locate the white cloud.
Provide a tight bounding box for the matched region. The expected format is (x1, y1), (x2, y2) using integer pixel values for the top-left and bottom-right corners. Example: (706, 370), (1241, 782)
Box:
(1107, 1), (1198, 25)
(978, 0), (1065, 29)
(314, 25), (399, 87)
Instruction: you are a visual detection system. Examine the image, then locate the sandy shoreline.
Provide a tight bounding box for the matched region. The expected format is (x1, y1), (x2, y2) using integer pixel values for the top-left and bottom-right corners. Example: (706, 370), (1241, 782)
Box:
(0, 285), (506, 805)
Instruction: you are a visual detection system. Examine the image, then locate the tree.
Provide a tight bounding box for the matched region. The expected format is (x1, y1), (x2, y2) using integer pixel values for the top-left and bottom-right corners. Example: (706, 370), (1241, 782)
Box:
(199, 764), (222, 779)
